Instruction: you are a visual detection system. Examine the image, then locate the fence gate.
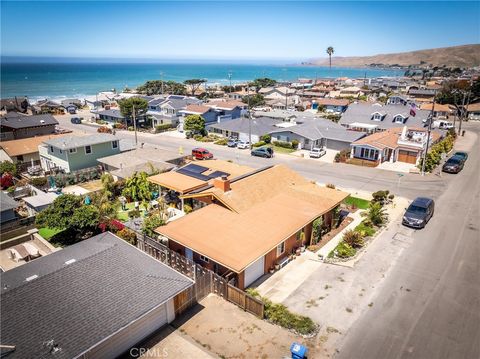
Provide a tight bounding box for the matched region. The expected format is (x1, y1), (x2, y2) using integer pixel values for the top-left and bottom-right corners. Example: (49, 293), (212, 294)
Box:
(194, 265), (211, 301)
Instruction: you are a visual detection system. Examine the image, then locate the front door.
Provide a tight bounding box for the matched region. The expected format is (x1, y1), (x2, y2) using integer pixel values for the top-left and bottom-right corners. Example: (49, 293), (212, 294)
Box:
(185, 248), (193, 260)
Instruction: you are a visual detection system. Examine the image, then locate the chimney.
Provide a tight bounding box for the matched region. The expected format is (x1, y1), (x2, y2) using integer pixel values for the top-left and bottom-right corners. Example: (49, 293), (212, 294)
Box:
(213, 175), (230, 192)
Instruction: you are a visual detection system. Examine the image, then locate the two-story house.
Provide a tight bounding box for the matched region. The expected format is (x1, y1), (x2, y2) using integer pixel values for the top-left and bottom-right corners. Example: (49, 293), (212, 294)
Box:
(147, 95), (202, 128)
(205, 99), (247, 122)
(39, 134), (121, 173)
(350, 126), (442, 166)
(1, 113), (58, 141)
(151, 162), (348, 290)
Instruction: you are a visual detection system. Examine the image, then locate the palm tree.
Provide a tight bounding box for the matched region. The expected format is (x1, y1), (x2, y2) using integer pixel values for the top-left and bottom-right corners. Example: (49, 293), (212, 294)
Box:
(364, 202), (387, 226)
(326, 46), (334, 69)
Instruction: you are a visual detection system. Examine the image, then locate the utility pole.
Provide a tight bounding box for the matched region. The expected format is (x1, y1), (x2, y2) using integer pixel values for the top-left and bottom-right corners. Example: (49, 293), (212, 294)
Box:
(132, 104), (138, 147)
(421, 91), (436, 176)
(459, 77), (473, 135)
(228, 72), (232, 93)
(160, 72), (164, 95)
(247, 85), (252, 149)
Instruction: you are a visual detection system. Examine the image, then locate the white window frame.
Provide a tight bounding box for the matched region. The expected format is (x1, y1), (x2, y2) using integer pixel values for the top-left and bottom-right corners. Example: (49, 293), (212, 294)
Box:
(394, 115), (405, 123)
(276, 241), (286, 257)
(85, 145), (92, 155)
(372, 113), (382, 121)
(199, 255), (209, 263)
(112, 140), (118, 149)
(69, 148), (77, 154)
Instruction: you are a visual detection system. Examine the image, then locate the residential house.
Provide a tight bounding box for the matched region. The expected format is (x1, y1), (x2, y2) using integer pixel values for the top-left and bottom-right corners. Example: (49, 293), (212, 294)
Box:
(32, 100), (65, 115)
(205, 99), (247, 122)
(0, 113), (59, 141)
(61, 98), (83, 108)
(339, 103), (430, 133)
(155, 165), (349, 289)
(0, 134), (69, 168)
(315, 98), (350, 113)
(97, 147), (186, 180)
(39, 134), (122, 173)
(178, 104), (218, 126)
(0, 97), (29, 113)
(148, 95), (202, 128)
(96, 108), (125, 123)
(207, 116), (282, 143)
(330, 86), (363, 99)
(0, 191), (18, 224)
(466, 102), (480, 120)
(0, 232), (194, 359)
(350, 126), (442, 166)
(269, 117), (366, 151)
(419, 103), (454, 119)
(386, 95), (409, 105)
(23, 191), (59, 215)
(407, 88), (436, 102)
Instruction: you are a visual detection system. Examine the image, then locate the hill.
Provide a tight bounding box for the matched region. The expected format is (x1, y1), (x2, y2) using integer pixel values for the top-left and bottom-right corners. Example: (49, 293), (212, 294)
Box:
(308, 44), (480, 68)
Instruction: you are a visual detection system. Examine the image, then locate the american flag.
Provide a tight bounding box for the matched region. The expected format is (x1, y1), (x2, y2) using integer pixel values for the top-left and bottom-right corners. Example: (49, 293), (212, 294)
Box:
(410, 102), (416, 117)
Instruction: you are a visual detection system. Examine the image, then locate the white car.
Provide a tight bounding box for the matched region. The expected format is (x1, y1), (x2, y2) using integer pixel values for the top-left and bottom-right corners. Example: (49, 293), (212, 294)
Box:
(309, 147), (326, 158)
(237, 140), (251, 149)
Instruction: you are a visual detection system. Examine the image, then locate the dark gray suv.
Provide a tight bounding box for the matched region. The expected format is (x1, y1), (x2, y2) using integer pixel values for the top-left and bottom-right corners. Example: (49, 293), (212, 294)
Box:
(402, 197), (435, 229)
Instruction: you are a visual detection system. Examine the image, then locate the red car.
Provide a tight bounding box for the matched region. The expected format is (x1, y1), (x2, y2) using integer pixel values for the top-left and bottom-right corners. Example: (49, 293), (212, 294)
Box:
(192, 147), (213, 160)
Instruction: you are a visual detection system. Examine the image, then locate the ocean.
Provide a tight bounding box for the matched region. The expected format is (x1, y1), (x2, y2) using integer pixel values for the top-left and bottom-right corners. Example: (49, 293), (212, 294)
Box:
(0, 62), (405, 101)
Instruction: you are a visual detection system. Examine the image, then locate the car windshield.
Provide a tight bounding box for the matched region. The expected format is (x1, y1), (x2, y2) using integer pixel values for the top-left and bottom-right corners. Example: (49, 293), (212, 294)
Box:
(447, 158), (461, 164)
(407, 205), (427, 214)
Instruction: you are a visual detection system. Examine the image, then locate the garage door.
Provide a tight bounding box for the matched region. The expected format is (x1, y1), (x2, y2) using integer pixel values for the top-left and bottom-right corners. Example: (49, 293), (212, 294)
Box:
(398, 150), (417, 164)
(244, 256), (265, 288)
(86, 302), (168, 358)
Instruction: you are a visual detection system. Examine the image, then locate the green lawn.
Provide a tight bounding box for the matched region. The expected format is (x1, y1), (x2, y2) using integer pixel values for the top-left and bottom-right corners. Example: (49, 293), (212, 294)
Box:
(344, 196), (370, 210)
(117, 202), (148, 222)
(270, 145), (296, 154)
(38, 227), (64, 240)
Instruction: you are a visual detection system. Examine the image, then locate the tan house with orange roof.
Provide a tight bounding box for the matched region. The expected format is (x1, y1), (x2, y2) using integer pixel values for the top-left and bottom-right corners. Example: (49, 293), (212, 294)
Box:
(419, 103), (454, 119)
(350, 126), (442, 165)
(155, 164), (348, 289)
(0, 133), (68, 164)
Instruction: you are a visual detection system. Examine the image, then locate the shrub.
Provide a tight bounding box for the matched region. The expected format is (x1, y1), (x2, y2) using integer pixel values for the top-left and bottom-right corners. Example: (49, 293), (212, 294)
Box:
(155, 124), (173, 133)
(335, 242), (356, 258)
(253, 141), (266, 147)
(260, 134), (271, 143)
(272, 140), (292, 149)
(291, 139), (299, 149)
(97, 126), (112, 134)
(0, 161), (17, 176)
(326, 183), (336, 189)
(354, 221), (376, 237)
(388, 194), (395, 201)
(127, 126), (134, 131)
(113, 122), (126, 129)
(342, 229), (364, 248)
(335, 149), (350, 163)
(372, 190), (389, 205)
(142, 214), (165, 237)
(184, 204), (193, 214)
(30, 177), (48, 188)
(264, 299), (317, 335)
(364, 202), (387, 226)
(193, 134), (203, 141)
(116, 228), (137, 245)
(128, 209), (141, 218)
(214, 138), (228, 145)
(1, 173), (14, 189)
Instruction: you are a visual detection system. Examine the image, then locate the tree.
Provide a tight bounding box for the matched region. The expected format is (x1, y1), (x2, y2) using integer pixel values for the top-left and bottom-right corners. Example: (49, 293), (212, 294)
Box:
(0, 161), (17, 176)
(311, 217), (323, 245)
(122, 172), (152, 202)
(71, 205), (100, 231)
(364, 202), (387, 226)
(184, 79), (207, 96)
(118, 97), (149, 120)
(142, 211), (166, 237)
(326, 46), (334, 69)
(100, 173), (115, 199)
(250, 78), (276, 92)
(136, 80), (186, 95)
(183, 114), (206, 134)
(242, 93), (265, 108)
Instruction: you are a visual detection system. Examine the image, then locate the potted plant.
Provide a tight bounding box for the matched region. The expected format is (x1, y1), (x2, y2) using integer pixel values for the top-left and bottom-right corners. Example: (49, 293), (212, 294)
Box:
(269, 266), (275, 274)
(295, 247), (301, 256)
(274, 262), (280, 270)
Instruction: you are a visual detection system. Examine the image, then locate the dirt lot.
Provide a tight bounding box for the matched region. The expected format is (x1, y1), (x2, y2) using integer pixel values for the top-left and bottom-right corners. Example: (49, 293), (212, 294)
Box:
(172, 294), (318, 359)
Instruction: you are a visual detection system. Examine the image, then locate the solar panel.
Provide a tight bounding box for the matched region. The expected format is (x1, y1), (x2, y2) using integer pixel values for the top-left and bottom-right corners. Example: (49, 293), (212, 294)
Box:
(182, 163), (208, 174)
(176, 168), (211, 181)
(208, 171), (230, 179)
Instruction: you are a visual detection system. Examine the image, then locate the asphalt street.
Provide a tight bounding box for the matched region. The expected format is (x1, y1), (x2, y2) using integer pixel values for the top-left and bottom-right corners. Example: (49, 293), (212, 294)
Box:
(337, 123), (480, 359)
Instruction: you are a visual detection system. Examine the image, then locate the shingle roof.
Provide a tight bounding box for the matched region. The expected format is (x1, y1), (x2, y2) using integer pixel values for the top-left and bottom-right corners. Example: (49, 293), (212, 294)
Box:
(42, 134), (117, 150)
(96, 108), (124, 119)
(206, 117), (282, 136)
(0, 114), (58, 130)
(0, 191), (18, 211)
(0, 232), (193, 359)
(339, 103), (429, 130)
(0, 134), (69, 157)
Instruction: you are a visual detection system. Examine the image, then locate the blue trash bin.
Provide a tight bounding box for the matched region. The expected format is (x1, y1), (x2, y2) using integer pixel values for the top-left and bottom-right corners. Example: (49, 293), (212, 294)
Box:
(290, 342), (308, 359)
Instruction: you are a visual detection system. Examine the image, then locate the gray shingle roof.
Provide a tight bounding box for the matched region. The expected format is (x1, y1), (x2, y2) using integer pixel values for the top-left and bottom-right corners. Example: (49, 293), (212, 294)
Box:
(207, 117), (282, 136)
(43, 134), (118, 150)
(339, 103), (429, 130)
(0, 114), (58, 130)
(0, 191), (18, 211)
(96, 109), (124, 119)
(0, 232), (193, 359)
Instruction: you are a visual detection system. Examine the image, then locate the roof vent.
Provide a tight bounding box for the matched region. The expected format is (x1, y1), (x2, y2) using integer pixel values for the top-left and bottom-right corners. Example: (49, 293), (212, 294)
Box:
(40, 120), (45, 123)
(26, 275), (38, 282)
(64, 259), (76, 265)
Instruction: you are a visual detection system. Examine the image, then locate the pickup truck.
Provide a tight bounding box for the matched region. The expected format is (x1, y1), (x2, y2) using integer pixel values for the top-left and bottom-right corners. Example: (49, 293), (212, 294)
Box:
(309, 147), (326, 158)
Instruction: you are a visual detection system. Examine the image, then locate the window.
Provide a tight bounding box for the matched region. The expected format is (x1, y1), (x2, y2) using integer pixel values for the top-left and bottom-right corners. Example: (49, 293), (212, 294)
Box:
(394, 115), (405, 123)
(112, 140), (118, 149)
(276, 241), (286, 257)
(372, 113), (382, 121)
(85, 145), (92, 154)
(200, 255), (209, 263)
(69, 148), (77, 154)
(17, 155), (24, 162)
(50, 146), (54, 153)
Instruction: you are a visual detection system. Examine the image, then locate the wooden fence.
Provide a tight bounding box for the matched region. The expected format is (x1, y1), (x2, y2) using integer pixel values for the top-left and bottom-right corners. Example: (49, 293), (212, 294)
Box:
(347, 158), (379, 167)
(137, 234), (264, 318)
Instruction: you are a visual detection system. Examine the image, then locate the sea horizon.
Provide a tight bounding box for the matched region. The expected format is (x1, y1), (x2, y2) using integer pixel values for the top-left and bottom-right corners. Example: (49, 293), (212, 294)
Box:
(0, 58), (406, 101)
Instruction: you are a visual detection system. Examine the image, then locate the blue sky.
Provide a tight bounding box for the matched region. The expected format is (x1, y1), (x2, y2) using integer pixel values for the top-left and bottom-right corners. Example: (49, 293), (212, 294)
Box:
(1, 1), (479, 61)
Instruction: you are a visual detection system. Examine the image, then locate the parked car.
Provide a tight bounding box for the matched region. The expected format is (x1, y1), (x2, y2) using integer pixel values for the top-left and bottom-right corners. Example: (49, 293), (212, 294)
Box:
(309, 147), (326, 159)
(432, 120), (454, 130)
(442, 155), (464, 173)
(453, 151), (468, 162)
(402, 197), (435, 229)
(227, 138), (238, 148)
(192, 148), (213, 160)
(70, 117), (82, 124)
(251, 147), (274, 158)
(237, 140), (251, 149)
